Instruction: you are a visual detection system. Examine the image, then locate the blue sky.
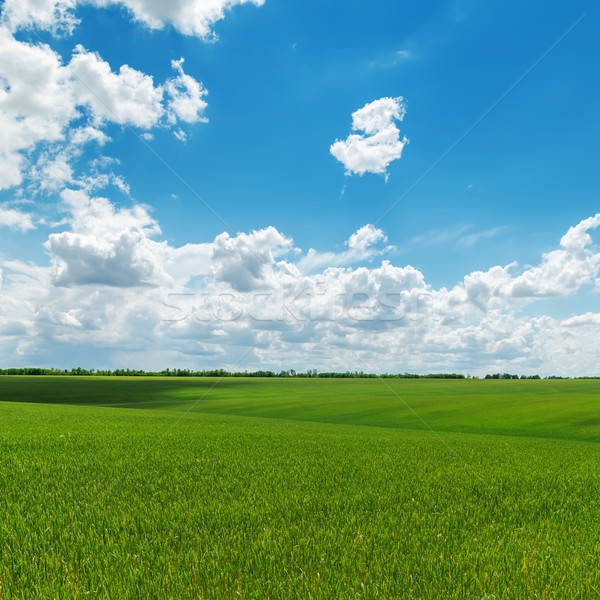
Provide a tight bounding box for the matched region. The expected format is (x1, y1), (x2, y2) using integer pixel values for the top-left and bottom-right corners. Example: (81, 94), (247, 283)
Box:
(0, 0), (598, 374)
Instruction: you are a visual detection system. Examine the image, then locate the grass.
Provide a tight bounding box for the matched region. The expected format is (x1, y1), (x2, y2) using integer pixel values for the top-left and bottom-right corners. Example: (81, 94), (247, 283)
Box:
(1, 376), (599, 598)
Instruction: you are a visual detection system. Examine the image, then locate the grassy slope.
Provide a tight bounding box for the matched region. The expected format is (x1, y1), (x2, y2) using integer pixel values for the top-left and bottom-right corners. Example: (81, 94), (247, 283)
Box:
(2, 376), (600, 442)
(1, 377), (600, 598)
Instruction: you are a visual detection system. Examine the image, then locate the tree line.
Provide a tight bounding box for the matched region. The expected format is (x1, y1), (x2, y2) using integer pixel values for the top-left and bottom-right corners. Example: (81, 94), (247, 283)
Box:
(482, 373), (582, 380)
(0, 368), (592, 379)
(0, 367), (466, 379)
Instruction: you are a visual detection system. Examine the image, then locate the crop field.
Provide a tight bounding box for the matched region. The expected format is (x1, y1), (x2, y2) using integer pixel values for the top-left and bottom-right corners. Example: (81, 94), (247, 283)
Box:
(1, 377), (600, 599)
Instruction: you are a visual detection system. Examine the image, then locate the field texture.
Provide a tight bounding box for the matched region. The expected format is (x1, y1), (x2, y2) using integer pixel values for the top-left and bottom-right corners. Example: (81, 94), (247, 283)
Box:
(1, 377), (599, 599)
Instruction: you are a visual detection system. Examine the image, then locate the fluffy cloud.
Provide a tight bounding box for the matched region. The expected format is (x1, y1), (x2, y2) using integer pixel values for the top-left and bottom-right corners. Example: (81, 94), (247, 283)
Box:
(69, 48), (208, 129)
(45, 189), (169, 287)
(211, 227), (294, 291)
(509, 214), (600, 298)
(27, 126), (110, 193)
(105, 0), (266, 39)
(0, 31), (75, 189)
(0, 0), (79, 34)
(0, 206), (35, 232)
(348, 224), (387, 252)
(0, 28), (206, 190)
(432, 213), (600, 323)
(330, 97), (409, 176)
(69, 45), (165, 128)
(297, 224), (393, 273)
(47, 230), (167, 287)
(561, 313), (600, 328)
(166, 59), (208, 125)
(1, 0), (265, 39)
(2, 194), (600, 375)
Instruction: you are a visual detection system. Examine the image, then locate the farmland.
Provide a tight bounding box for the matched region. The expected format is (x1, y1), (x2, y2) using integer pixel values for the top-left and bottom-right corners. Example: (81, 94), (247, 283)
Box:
(1, 377), (599, 598)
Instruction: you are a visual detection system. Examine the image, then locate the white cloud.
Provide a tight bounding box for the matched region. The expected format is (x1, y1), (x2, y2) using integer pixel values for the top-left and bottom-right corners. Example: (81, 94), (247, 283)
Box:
(27, 127), (109, 193)
(0, 0), (79, 34)
(166, 58), (208, 124)
(0, 152), (24, 190)
(69, 45), (165, 128)
(47, 230), (168, 287)
(0, 30), (207, 191)
(509, 214), (600, 299)
(0, 31), (76, 189)
(348, 224), (387, 252)
(330, 97), (409, 176)
(173, 129), (187, 142)
(430, 213), (600, 322)
(45, 189), (169, 287)
(98, 0), (266, 39)
(1, 187), (599, 373)
(69, 48), (207, 130)
(561, 313), (600, 328)
(298, 224), (393, 273)
(211, 227), (293, 291)
(2, 164), (600, 374)
(1, 0), (265, 39)
(0, 206), (36, 232)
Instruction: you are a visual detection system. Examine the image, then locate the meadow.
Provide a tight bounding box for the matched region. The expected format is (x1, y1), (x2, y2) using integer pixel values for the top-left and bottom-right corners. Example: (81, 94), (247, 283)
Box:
(0, 376), (599, 598)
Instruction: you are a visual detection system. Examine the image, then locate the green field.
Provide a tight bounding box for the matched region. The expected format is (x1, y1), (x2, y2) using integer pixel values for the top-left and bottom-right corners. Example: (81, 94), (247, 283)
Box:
(1, 377), (599, 598)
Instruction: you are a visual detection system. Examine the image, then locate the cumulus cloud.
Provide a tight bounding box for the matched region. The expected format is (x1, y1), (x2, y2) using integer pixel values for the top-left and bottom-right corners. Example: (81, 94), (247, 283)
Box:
(0, 27), (206, 190)
(0, 0), (214, 210)
(166, 59), (208, 125)
(35, 207), (600, 323)
(561, 313), (600, 328)
(430, 213), (600, 323)
(348, 224), (387, 252)
(7, 198), (592, 371)
(47, 230), (167, 287)
(0, 31), (75, 189)
(298, 224), (394, 273)
(45, 189), (169, 287)
(330, 97), (409, 176)
(0, 206), (36, 232)
(1, 0), (265, 39)
(0, 0), (79, 34)
(508, 214), (600, 298)
(69, 46), (208, 130)
(211, 227), (293, 291)
(102, 0), (266, 39)
(28, 126), (110, 193)
(69, 45), (165, 128)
